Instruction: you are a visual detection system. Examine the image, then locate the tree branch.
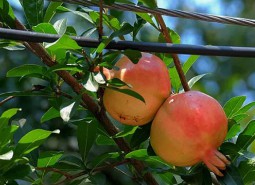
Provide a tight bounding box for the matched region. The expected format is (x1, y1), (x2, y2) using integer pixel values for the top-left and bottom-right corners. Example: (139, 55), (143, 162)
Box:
(155, 15), (190, 92)
(13, 19), (158, 185)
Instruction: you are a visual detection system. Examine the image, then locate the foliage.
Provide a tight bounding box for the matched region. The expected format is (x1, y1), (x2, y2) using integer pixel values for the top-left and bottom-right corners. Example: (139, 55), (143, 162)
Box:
(0, 0), (254, 184)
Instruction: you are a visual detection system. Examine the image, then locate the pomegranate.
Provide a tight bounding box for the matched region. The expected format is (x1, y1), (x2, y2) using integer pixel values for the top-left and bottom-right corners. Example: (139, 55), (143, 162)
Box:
(150, 91), (230, 176)
(103, 52), (171, 126)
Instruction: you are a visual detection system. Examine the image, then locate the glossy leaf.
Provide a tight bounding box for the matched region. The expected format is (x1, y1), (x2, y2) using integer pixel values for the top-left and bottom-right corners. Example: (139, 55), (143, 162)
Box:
(7, 64), (50, 80)
(41, 107), (60, 123)
(96, 134), (115, 146)
(37, 151), (63, 167)
(19, 0), (44, 27)
(130, 123), (151, 148)
(223, 96), (246, 118)
(0, 90), (54, 98)
(83, 73), (99, 92)
(44, 2), (63, 23)
(107, 78), (131, 87)
(114, 126), (138, 138)
(217, 164), (244, 185)
(53, 19), (67, 35)
(0, 40), (25, 51)
(15, 129), (60, 157)
(238, 159), (255, 184)
(88, 152), (120, 169)
(236, 120), (255, 150)
(46, 34), (81, 52)
(123, 49), (142, 64)
(187, 73), (208, 89)
(238, 101), (255, 114)
(33, 23), (57, 34)
(56, 155), (85, 170)
(0, 0), (15, 27)
(106, 86), (145, 103)
(77, 119), (98, 162)
(60, 98), (80, 122)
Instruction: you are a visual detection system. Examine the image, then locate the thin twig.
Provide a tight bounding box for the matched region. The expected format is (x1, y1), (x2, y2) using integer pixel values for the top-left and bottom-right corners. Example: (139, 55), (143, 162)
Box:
(155, 15), (190, 91)
(0, 96), (15, 106)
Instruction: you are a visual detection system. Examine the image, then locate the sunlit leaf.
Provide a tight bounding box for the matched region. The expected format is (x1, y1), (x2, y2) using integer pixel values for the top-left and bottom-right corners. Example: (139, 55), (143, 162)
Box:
(41, 107), (60, 123)
(15, 129), (60, 157)
(223, 96), (246, 118)
(114, 125), (138, 138)
(44, 2), (63, 23)
(37, 151), (63, 167)
(33, 23), (57, 34)
(53, 18), (67, 35)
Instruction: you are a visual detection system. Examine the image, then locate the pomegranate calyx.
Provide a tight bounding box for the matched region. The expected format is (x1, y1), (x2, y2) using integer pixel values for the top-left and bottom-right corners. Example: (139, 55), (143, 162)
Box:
(203, 149), (230, 177)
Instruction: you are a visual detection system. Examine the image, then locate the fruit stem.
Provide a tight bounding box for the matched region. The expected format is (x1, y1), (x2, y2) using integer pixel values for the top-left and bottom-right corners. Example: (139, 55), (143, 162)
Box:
(155, 15), (190, 92)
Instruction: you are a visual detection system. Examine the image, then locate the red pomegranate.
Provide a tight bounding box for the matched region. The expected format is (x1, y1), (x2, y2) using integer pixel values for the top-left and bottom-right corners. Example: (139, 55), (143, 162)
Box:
(150, 91), (230, 176)
(103, 53), (171, 126)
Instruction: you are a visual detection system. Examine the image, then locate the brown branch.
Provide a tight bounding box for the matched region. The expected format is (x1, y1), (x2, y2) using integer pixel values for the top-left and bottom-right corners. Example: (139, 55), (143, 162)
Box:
(13, 19), (158, 185)
(155, 15), (190, 92)
(0, 96), (15, 106)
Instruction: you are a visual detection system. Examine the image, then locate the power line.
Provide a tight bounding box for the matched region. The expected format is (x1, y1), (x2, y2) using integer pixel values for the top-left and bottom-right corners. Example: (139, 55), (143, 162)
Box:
(51, 0), (255, 27)
(1, 28), (255, 58)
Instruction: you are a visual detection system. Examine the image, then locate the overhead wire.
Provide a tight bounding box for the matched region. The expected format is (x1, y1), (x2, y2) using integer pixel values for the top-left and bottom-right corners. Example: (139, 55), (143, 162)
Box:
(51, 0), (255, 27)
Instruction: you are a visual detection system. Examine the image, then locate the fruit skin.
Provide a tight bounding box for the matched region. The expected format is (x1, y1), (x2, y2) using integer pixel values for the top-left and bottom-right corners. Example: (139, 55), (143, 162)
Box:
(103, 52), (171, 126)
(150, 91), (229, 176)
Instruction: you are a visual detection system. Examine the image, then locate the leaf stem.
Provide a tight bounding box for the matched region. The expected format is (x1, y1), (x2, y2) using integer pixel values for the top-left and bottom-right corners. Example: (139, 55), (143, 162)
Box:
(155, 15), (190, 92)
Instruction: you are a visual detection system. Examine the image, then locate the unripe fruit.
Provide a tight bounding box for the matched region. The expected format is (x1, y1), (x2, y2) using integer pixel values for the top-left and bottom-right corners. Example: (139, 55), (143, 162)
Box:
(150, 91), (230, 176)
(103, 53), (171, 126)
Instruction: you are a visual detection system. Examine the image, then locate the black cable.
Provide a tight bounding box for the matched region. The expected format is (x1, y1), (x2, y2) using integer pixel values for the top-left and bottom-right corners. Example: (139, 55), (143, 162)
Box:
(1, 28), (255, 58)
(51, 0), (255, 27)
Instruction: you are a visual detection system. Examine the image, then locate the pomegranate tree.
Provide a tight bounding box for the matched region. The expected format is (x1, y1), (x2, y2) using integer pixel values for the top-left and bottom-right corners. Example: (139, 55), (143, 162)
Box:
(150, 91), (230, 176)
(103, 52), (171, 126)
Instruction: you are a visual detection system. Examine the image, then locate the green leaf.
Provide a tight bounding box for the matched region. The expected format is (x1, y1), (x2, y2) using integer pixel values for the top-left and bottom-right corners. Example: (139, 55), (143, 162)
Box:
(44, 2), (63, 23)
(88, 152), (120, 169)
(158, 29), (181, 44)
(3, 164), (32, 179)
(130, 123), (151, 148)
(217, 164), (244, 185)
(96, 134), (115, 146)
(238, 159), (255, 184)
(53, 19), (67, 35)
(138, 0), (157, 8)
(46, 34), (81, 52)
(187, 73), (208, 89)
(33, 23), (58, 34)
(236, 120), (255, 150)
(37, 151), (63, 167)
(19, 0), (44, 27)
(114, 125), (138, 138)
(0, 90), (54, 98)
(48, 64), (84, 73)
(238, 101), (255, 114)
(0, 125), (19, 151)
(0, 0), (15, 28)
(169, 55), (199, 92)
(226, 124), (241, 140)
(106, 86), (145, 103)
(123, 50), (142, 64)
(77, 119), (98, 162)
(135, 12), (157, 29)
(182, 55), (200, 74)
(1, 108), (21, 119)
(223, 96), (246, 118)
(41, 107), (60, 123)
(125, 149), (148, 159)
(107, 78), (130, 87)
(6, 64), (50, 80)
(15, 129), (60, 157)
(220, 142), (242, 157)
(95, 23), (133, 54)
(0, 40), (25, 51)
(56, 155), (85, 170)
(181, 166), (212, 185)
(56, 6), (94, 24)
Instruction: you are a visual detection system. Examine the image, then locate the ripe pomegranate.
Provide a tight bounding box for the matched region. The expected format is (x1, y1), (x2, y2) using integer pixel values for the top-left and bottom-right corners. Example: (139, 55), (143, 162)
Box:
(150, 91), (230, 176)
(103, 52), (171, 126)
